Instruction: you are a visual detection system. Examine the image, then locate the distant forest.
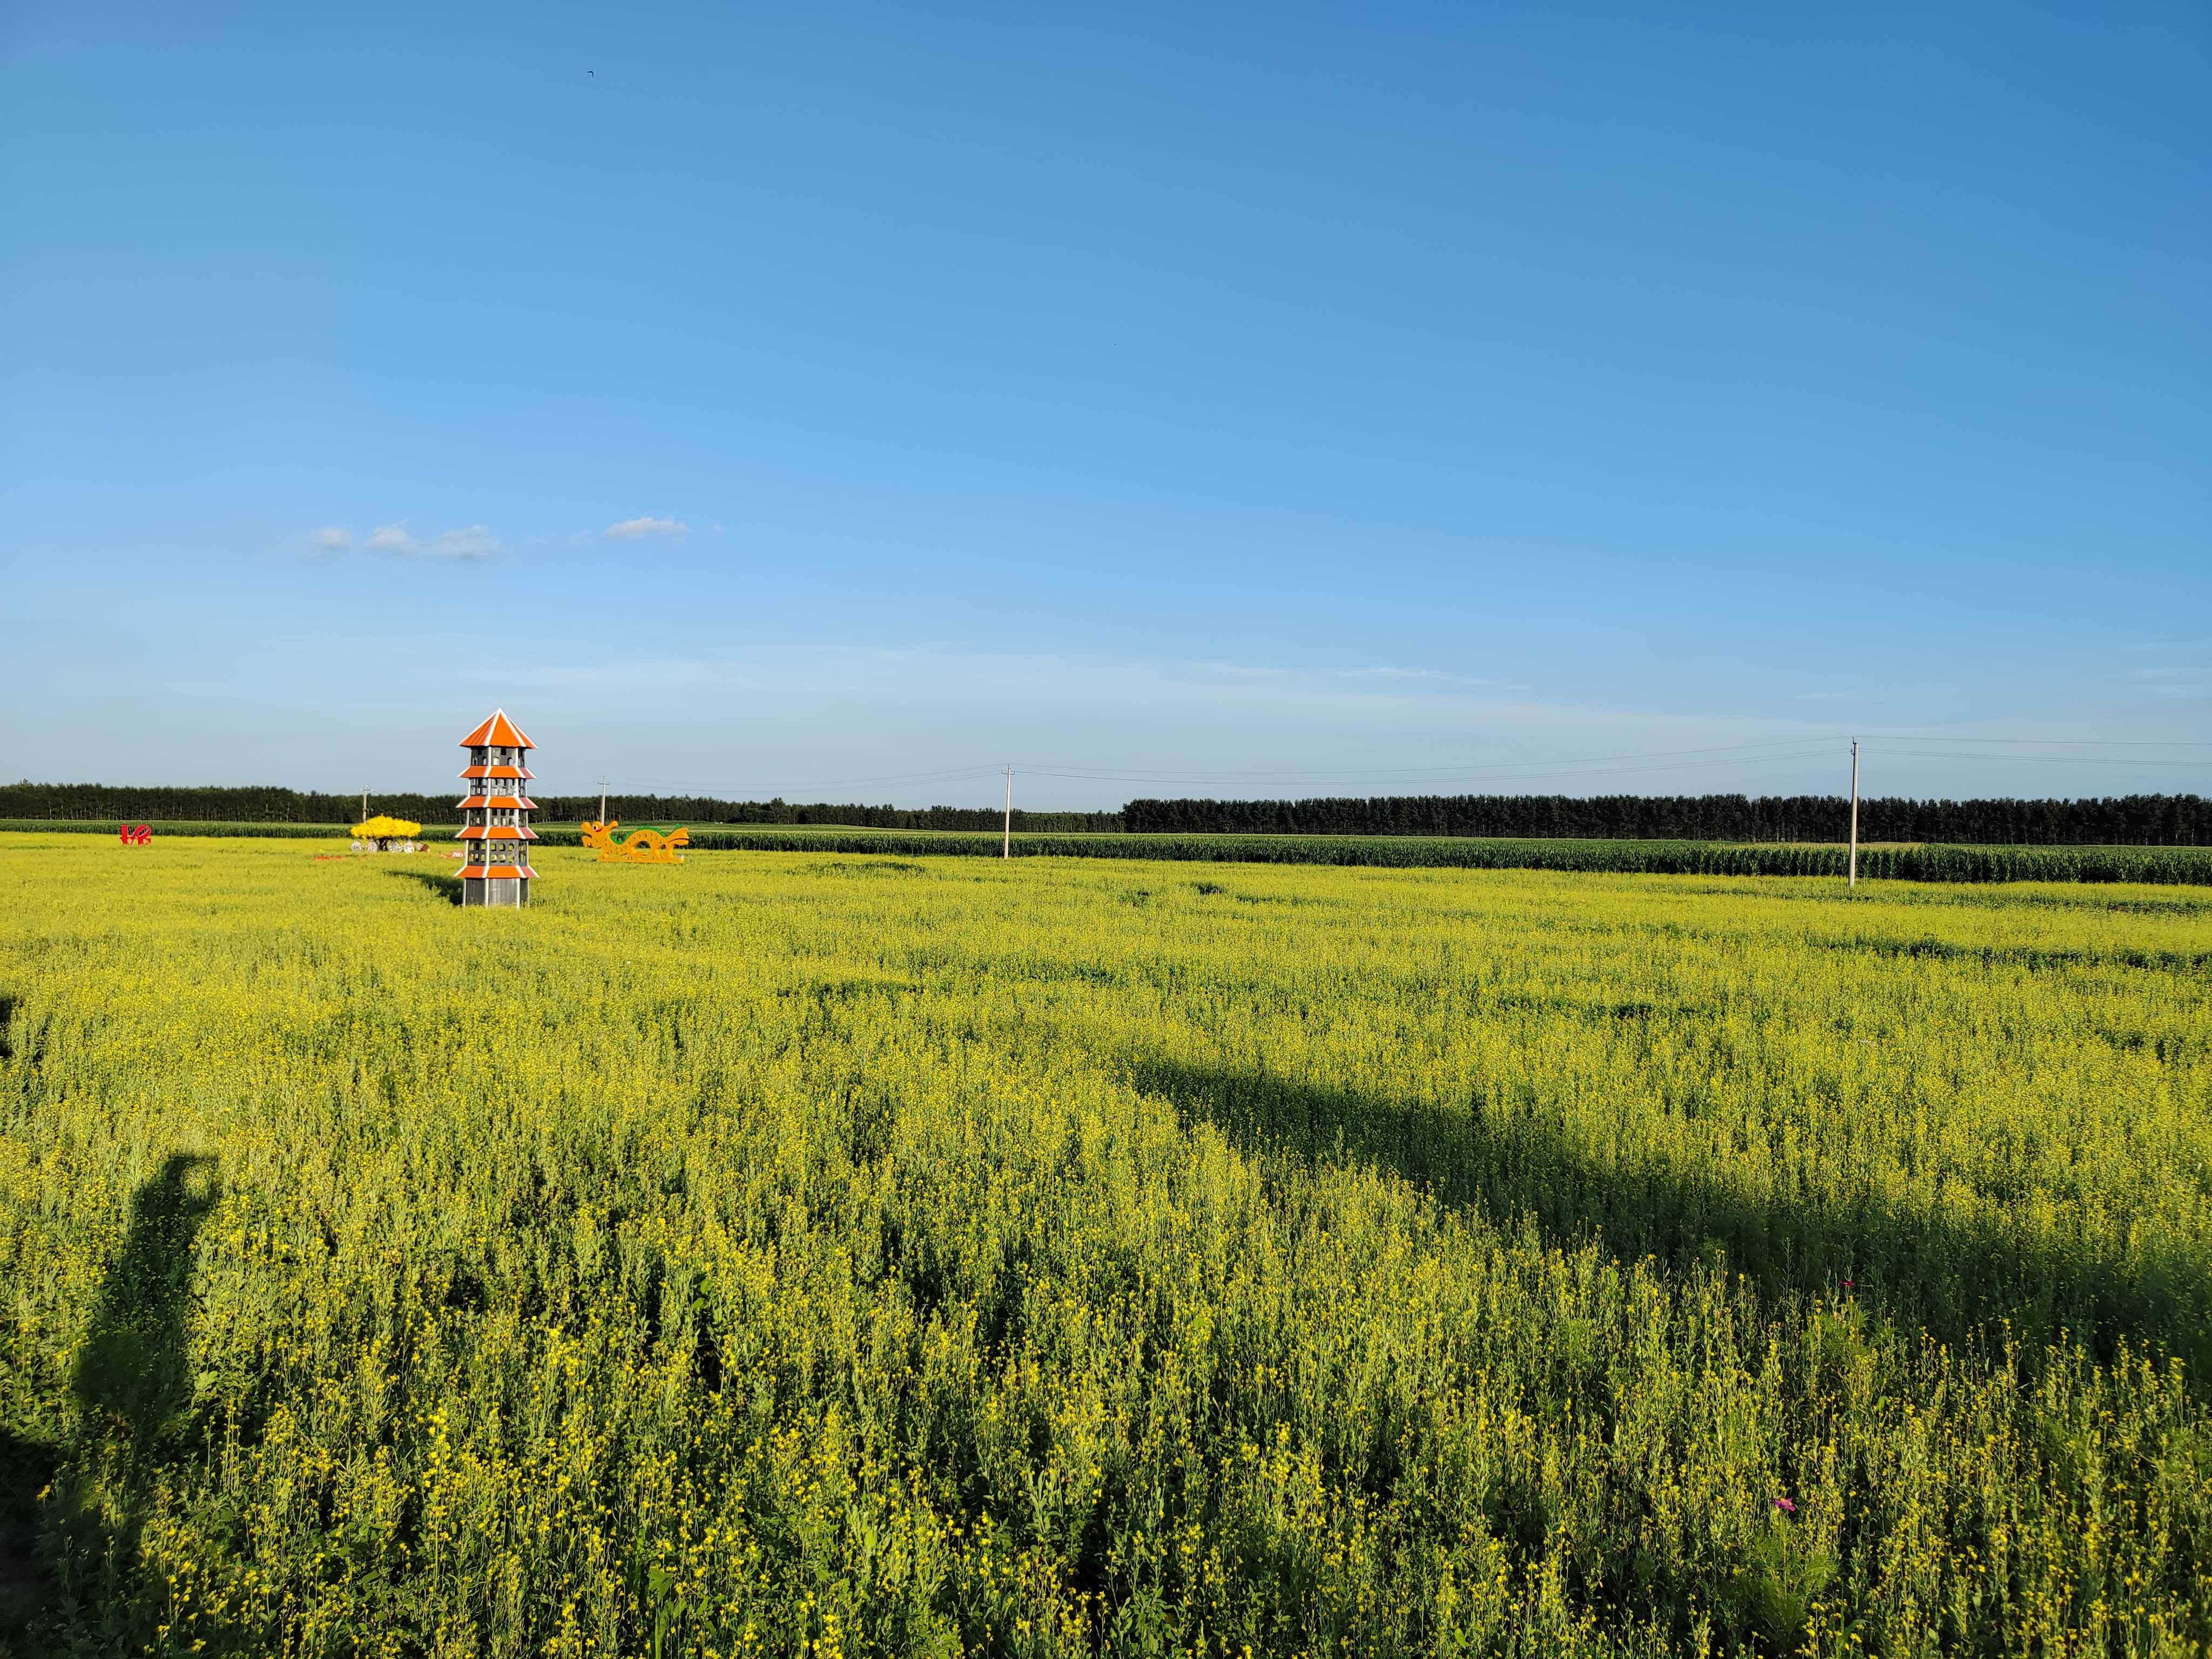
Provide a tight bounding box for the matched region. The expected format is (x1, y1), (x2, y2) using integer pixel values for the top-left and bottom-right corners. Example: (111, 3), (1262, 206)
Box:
(0, 782), (1121, 834)
(1124, 792), (2211, 845)
(6, 782), (2207, 845)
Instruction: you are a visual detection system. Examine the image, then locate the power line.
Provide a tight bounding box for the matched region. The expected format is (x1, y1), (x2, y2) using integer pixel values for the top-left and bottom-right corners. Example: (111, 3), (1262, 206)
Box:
(1017, 748), (1849, 789)
(559, 764), (1005, 795)
(1009, 736), (1847, 783)
(1855, 735), (2212, 747)
(542, 732), (2204, 804)
(771, 765), (1008, 793)
(1852, 750), (2211, 767)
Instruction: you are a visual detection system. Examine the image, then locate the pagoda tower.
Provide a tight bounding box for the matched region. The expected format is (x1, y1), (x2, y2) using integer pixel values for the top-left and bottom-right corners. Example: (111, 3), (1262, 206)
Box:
(456, 710), (539, 907)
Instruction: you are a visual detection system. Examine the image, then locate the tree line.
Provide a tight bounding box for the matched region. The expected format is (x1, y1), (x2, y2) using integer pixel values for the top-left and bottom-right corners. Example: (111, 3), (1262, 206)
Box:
(8, 780), (2206, 844)
(0, 781), (1121, 834)
(1122, 792), (2211, 845)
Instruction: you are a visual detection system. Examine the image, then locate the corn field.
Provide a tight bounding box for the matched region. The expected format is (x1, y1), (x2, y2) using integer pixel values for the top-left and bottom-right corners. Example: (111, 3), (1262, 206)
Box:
(1, 832), (2208, 1656)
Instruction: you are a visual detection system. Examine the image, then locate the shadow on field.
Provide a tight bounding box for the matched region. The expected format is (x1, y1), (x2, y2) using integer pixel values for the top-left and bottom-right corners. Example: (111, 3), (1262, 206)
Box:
(0, 994), (15, 1061)
(0, 1155), (219, 1653)
(75, 1154), (221, 1446)
(1135, 1059), (2212, 1381)
(0, 1155), (225, 1655)
(386, 866), (462, 905)
(0, 1431), (58, 1656)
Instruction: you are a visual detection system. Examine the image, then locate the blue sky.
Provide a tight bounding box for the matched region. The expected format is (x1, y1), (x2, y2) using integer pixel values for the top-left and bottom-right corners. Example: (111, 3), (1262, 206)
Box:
(3, 1), (2206, 807)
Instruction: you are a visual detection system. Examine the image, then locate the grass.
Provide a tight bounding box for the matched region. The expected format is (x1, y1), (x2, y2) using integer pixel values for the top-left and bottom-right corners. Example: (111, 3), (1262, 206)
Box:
(1, 832), (2209, 1655)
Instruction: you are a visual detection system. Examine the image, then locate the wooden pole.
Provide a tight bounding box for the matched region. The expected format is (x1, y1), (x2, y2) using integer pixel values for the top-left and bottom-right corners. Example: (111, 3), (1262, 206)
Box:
(1848, 739), (1859, 889)
(1003, 765), (1013, 860)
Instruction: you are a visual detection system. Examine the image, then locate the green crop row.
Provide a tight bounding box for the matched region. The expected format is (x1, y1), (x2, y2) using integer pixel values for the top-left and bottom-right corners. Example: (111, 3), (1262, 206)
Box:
(524, 826), (2212, 884)
(11, 820), (2212, 882)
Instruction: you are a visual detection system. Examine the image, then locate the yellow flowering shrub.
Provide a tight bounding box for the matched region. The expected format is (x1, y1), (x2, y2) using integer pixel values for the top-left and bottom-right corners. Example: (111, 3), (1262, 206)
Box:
(350, 815), (422, 841)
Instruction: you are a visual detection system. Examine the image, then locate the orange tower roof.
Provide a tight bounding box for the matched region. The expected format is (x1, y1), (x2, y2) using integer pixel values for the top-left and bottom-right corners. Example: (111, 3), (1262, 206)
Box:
(459, 709), (535, 750)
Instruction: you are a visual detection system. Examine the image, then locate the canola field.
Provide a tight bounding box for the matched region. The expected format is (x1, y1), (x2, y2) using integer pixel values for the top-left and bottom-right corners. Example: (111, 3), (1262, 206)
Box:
(1, 831), (2209, 1657)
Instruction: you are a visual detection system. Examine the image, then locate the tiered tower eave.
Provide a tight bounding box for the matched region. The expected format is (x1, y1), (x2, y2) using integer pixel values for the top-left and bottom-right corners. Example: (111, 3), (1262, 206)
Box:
(455, 708), (538, 907)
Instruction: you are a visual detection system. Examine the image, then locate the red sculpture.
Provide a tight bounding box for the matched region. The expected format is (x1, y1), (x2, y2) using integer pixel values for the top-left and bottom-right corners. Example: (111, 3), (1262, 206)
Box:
(118, 824), (152, 845)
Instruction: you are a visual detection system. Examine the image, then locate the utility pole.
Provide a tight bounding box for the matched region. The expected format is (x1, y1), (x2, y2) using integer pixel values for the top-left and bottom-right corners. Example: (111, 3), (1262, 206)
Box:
(361, 786), (368, 823)
(1003, 765), (1013, 860)
(1848, 739), (1860, 889)
(597, 777), (609, 826)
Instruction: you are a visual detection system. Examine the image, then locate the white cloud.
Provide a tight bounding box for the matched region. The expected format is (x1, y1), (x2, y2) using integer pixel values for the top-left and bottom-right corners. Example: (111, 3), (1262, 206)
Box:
(361, 523), (497, 559)
(427, 525), (498, 560)
(312, 526), (350, 550)
(604, 515), (689, 540)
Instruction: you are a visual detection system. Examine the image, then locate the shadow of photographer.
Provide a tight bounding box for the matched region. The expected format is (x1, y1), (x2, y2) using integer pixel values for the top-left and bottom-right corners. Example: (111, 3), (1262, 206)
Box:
(73, 1154), (220, 1447)
(0, 1154), (220, 1655)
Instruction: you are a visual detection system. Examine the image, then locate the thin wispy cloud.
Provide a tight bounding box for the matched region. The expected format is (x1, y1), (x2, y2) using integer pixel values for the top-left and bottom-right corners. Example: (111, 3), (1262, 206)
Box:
(2128, 666), (2210, 700)
(312, 526), (350, 551)
(458, 642), (1878, 806)
(1332, 666), (1528, 689)
(604, 515), (689, 540)
(427, 525), (498, 560)
(360, 523), (498, 560)
(12, 620), (2196, 802)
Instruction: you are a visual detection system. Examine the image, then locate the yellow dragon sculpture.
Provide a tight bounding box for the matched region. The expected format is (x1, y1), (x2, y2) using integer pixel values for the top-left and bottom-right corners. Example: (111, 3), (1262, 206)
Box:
(581, 821), (690, 864)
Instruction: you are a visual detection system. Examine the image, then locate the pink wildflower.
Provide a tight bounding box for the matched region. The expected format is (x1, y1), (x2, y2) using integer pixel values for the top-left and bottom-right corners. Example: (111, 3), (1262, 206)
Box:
(1771, 1497), (1797, 1515)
